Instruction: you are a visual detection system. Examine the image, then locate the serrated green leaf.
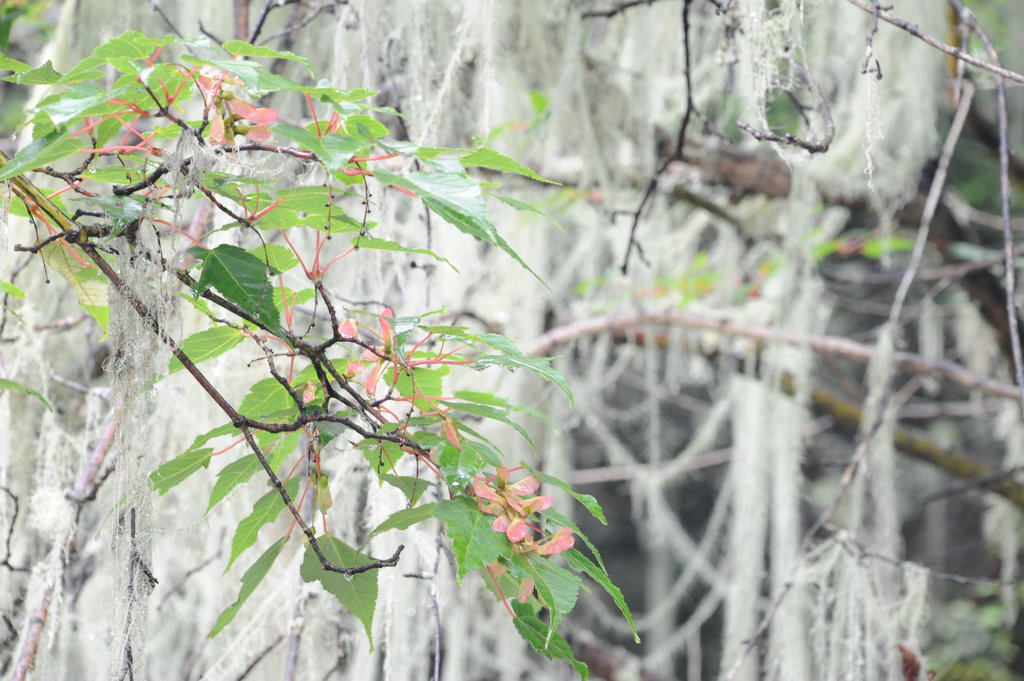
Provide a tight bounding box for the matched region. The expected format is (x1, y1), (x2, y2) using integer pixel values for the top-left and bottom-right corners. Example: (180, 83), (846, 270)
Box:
(190, 244), (283, 334)
(379, 474), (428, 505)
(434, 496), (509, 582)
(227, 477), (300, 571)
(247, 244), (300, 274)
(222, 40), (314, 76)
(0, 132), (84, 180)
(149, 423), (237, 495)
(206, 456), (261, 514)
(543, 509), (606, 574)
(517, 552), (581, 646)
(168, 326), (245, 375)
(522, 464), (606, 525)
(471, 332), (572, 406)
(3, 59), (61, 85)
(438, 441), (496, 489)
(447, 401), (536, 451)
(373, 168), (542, 282)
(207, 430), (300, 515)
(514, 616), (589, 680)
(461, 147), (557, 184)
(272, 122), (364, 171)
(563, 548), (639, 643)
(388, 365), (449, 412)
(300, 535), (381, 650)
(209, 536), (287, 638)
(353, 236), (456, 270)
(0, 377), (52, 412)
(367, 503), (436, 540)
(34, 82), (136, 126)
(0, 52), (30, 74)
(238, 376), (298, 420)
(149, 446), (213, 495)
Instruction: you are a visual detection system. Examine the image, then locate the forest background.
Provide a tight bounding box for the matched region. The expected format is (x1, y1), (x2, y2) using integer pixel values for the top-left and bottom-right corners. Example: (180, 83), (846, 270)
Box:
(2, 1), (1024, 681)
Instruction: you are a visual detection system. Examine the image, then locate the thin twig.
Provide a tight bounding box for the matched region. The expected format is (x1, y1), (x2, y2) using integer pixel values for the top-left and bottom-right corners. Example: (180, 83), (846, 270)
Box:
(844, 0), (1024, 85)
(736, 59), (835, 153)
(620, 0), (695, 274)
(947, 1), (1024, 419)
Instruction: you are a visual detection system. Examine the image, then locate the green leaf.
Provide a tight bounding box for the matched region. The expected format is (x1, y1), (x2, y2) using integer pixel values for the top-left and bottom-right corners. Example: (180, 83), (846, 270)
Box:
(272, 122), (364, 172)
(461, 147), (557, 184)
(0, 279), (24, 298)
(300, 535), (381, 650)
(227, 477), (300, 571)
(238, 376), (298, 420)
(0, 132), (84, 180)
(0, 377), (52, 412)
(222, 40), (314, 76)
(247, 244), (300, 274)
(3, 60), (61, 85)
(168, 325), (245, 375)
(209, 536), (287, 638)
(437, 441), (496, 489)
(353, 236), (456, 270)
(522, 464), (606, 525)
(34, 82), (136, 126)
(516, 552), (582, 645)
(367, 503), (437, 540)
(447, 401), (536, 451)
(0, 51), (30, 74)
(207, 456), (261, 513)
(190, 244), (283, 335)
(434, 496), (509, 582)
(514, 616), (589, 680)
(490, 192), (563, 231)
(388, 365), (450, 411)
(149, 423), (239, 496)
(471, 332), (572, 406)
(379, 474), (429, 505)
(563, 548), (639, 643)
(149, 445), (213, 496)
(373, 168), (543, 281)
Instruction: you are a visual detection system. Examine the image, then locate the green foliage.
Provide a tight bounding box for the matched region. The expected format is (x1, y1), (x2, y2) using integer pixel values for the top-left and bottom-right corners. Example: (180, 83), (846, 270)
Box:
(0, 377), (52, 411)
(300, 535), (381, 649)
(0, 30), (633, 677)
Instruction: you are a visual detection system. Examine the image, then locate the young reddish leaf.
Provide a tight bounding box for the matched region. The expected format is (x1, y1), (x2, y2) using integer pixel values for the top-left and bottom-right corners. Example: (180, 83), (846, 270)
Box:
(337, 318), (358, 338)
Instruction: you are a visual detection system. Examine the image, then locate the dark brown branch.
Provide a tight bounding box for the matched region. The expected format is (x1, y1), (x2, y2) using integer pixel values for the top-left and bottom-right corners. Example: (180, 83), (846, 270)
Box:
(81, 244), (404, 576)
